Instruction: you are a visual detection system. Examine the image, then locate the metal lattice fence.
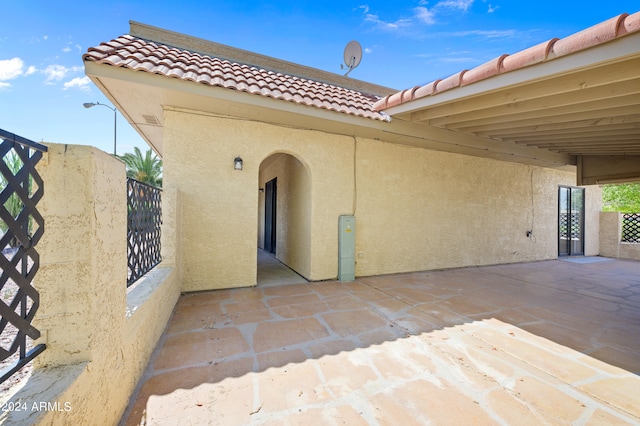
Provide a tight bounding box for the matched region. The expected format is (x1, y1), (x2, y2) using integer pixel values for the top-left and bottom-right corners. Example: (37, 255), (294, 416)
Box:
(622, 213), (640, 243)
(127, 178), (162, 286)
(0, 129), (47, 385)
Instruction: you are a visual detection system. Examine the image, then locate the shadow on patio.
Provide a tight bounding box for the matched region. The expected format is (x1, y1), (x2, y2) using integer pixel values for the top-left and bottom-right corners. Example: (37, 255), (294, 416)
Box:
(121, 257), (640, 425)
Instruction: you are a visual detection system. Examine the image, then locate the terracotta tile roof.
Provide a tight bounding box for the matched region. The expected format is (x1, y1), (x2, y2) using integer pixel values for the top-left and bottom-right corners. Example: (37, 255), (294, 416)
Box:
(83, 35), (390, 122)
(373, 11), (640, 112)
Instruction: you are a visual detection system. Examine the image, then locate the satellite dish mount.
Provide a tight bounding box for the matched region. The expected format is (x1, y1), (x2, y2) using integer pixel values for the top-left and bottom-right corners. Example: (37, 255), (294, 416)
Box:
(341, 41), (362, 77)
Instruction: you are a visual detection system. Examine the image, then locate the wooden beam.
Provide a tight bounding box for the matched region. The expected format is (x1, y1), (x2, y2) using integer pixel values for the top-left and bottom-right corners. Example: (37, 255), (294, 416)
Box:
(457, 108), (640, 133)
(578, 155), (640, 185)
(409, 58), (640, 123)
(427, 80), (640, 127)
(435, 94), (639, 130)
(503, 130), (640, 144)
(475, 119), (640, 138)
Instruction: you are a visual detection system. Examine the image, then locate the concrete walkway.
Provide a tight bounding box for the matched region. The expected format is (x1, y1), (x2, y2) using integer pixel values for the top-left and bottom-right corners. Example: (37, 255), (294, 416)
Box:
(256, 250), (308, 287)
(121, 257), (640, 425)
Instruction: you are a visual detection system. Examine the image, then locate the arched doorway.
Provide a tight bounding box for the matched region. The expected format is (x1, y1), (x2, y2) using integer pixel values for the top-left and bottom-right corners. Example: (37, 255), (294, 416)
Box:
(257, 152), (311, 285)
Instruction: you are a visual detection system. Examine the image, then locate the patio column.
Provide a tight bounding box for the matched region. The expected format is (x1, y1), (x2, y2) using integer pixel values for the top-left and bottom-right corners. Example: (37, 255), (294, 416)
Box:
(599, 212), (621, 258)
(34, 143), (127, 367)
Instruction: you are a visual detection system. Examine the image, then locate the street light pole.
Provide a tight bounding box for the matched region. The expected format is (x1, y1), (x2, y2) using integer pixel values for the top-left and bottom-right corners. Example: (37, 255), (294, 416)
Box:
(83, 102), (117, 156)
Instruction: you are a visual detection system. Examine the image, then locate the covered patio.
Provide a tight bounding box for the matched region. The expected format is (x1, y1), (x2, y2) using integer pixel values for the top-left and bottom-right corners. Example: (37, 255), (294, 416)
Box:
(122, 257), (640, 425)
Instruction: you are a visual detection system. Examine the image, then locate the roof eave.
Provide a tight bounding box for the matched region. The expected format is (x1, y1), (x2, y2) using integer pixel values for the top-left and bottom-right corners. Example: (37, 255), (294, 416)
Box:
(382, 29), (640, 118)
(84, 60), (390, 156)
(85, 60), (572, 169)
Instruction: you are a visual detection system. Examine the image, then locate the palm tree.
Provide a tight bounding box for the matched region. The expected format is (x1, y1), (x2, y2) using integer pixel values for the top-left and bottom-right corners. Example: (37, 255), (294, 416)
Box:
(119, 147), (162, 187)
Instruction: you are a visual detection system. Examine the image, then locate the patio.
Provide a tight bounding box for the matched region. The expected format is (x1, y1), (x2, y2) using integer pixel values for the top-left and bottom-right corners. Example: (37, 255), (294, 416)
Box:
(121, 255), (640, 425)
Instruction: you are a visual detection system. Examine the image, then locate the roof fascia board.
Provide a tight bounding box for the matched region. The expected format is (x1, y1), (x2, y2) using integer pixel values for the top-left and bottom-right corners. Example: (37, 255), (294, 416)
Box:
(384, 32), (640, 117)
(129, 21), (397, 97)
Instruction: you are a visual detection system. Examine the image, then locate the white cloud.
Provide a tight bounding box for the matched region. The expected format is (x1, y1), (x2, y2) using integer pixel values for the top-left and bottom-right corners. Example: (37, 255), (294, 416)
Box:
(414, 6), (436, 25)
(63, 76), (91, 91)
(488, 4), (498, 13)
(0, 58), (86, 89)
(365, 13), (412, 31)
(436, 0), (474, 11)
(357, 5), (370, 14)
(364, 47), (373, 54)
(440, 54), (476, 63)
(362, 0), (475, 31)
(0, 57), (25, 81)
(43, 64), (68, 82)
(43, 64), (82, 83)
(62, 43), (83, 54)
(451, 29), (515, 38)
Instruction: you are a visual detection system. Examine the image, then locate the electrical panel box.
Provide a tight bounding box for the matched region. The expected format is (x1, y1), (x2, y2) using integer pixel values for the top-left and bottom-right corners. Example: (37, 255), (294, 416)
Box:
(338, 215), (355, 282)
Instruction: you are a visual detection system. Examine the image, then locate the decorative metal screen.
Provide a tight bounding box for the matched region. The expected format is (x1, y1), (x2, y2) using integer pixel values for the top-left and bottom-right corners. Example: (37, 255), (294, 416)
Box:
(622, 213), (640, 243)
(0, 129), (47, 385)
(127, 177), (162, 286)
(559, 212), (582, 240)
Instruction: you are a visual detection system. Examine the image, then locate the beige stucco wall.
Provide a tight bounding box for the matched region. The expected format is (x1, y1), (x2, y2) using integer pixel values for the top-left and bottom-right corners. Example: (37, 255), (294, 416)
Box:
(1, 144), (180, 425)
(354, 138), (586, 275)
(600, 211), (640, 260)
(163, 108), (353, 291)
(163, 108), (601, 290)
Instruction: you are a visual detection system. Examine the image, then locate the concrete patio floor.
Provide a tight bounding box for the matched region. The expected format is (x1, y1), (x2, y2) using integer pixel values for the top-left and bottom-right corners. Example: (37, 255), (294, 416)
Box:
(121, 256), (640, 425)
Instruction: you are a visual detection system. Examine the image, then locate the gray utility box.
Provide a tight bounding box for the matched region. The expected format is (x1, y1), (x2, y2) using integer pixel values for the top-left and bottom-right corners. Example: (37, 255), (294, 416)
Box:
(338, 215), (355, 282)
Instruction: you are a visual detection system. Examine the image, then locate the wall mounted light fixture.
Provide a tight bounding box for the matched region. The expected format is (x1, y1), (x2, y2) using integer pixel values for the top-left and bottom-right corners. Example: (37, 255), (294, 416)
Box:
(234, 157), (243, 171)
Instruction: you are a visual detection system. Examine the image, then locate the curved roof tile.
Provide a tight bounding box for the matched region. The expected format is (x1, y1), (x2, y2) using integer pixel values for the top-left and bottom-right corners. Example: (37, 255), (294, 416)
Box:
(415, 80), (439, 99)
(500, 39), (558, 73)
(550, 14), (627, 58)
(84, 34), (389, 122)
(435, 70), (466, 93)
(373, 11), (640, 112)
(462, 54), (508, 86)
(620, 11), (640, 35)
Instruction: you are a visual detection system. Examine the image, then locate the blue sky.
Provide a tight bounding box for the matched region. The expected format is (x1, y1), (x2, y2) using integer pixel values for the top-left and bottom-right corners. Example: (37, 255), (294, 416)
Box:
(1, 1), (638, 155)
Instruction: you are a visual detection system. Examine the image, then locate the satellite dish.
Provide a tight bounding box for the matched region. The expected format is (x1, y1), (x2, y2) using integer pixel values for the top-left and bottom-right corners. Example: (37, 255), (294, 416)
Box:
(342, 40), (362, 77)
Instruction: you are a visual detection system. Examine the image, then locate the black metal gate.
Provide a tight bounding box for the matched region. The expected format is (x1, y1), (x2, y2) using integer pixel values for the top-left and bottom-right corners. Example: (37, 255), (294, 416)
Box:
(0, 129), (47, 385)
(127, 177), (162, 286)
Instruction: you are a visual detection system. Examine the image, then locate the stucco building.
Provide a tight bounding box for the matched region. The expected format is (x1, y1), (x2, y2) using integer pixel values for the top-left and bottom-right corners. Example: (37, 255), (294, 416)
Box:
(83, 14), (640, 291)
(3, 11), (640, 426)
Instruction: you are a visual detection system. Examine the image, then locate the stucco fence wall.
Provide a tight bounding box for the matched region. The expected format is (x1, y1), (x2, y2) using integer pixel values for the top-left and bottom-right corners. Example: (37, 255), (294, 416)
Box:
(163, 109), (600, 291)
(0, 144), (181, 425)
(600, 211), (640, 261)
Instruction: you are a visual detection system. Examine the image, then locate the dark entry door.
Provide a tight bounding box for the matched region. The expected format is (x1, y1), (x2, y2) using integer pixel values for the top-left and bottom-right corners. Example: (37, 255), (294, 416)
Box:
(558, 186), (585, 256)
(264, 178), (277, 253)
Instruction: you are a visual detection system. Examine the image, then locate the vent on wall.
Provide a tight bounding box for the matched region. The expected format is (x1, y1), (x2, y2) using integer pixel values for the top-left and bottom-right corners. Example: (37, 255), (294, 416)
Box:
(142, 114), (160, 125)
